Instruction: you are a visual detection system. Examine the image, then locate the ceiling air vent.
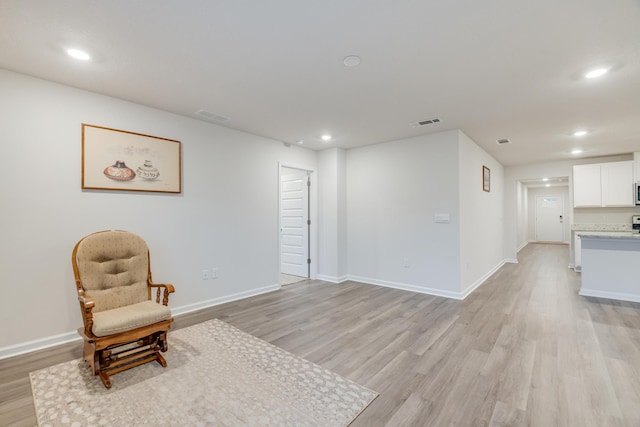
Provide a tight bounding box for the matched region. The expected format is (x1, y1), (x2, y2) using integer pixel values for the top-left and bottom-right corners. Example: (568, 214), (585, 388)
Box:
(410, 117), (441, 127)
(195, 110), (230, 122)
(496, 138), (511, 145)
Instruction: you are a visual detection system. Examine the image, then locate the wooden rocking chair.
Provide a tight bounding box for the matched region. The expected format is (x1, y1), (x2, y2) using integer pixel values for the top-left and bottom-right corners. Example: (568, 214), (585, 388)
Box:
(72, 230), (175, 388)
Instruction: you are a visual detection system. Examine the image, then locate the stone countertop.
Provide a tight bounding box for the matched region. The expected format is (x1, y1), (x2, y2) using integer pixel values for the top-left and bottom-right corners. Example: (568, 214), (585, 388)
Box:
(571, 223), (633, 231)
(580, 233), (640, 240)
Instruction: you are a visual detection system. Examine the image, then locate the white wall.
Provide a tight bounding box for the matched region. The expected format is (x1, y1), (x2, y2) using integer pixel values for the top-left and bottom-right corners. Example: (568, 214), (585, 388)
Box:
(346, 130), (505, 298)
(573, 207), (640, 224)
(527, 186), (570, 243)
(458, 131), (505, 295)
(0, 69), (317, 353)
(516, 181), (529, 252)
(346, 131), (462, 297)
(336, 149), (348, 279)
(317, 148), (348, 282)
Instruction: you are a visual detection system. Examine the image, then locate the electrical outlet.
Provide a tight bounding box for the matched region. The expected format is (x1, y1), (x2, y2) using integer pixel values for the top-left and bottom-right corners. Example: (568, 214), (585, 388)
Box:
(403, 258), (410, 268)
(202, 269), (210, 280)
(211, 268), (218, 279)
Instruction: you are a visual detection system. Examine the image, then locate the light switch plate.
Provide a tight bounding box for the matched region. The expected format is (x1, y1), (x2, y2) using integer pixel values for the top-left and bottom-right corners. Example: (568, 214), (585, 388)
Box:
(434, 213), (450, 223)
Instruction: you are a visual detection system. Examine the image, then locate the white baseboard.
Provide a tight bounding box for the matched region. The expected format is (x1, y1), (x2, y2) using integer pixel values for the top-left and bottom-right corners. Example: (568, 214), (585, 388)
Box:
(504, 258), (519, 264)
(579, 289), (640, 303)
(171, 284), (280, 317)
(516, 241), (530, 253)
(347, 275), (465, 300)
(0, 283), (281, 361)
(316, 274), (348, 284)
(460, 260), (506, 299)
(349, 259), (509, 301)
(0, 331), (82, 360)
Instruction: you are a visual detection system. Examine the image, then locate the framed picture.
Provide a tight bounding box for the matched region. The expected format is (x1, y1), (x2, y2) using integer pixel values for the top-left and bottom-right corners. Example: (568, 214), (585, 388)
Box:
(82, 124), (181, 193)
(483, 165), (490, 192)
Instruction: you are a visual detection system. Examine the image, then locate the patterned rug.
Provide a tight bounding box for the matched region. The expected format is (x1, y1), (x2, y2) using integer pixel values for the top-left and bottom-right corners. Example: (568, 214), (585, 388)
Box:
(30, 319), (377, 426)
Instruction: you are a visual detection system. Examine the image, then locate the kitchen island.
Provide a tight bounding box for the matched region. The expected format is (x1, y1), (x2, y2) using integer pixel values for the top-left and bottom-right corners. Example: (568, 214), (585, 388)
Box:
(571, 223), (633, 271)
(580, 234), (640, 302)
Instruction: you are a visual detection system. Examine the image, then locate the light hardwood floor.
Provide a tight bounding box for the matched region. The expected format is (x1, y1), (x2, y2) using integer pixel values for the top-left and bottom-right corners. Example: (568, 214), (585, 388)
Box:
(2, 243), (640, 426)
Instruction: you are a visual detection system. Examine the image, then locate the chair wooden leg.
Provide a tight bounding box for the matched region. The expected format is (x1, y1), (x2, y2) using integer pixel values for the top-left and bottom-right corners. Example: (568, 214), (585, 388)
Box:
(155, 351), (167, 367)
(98, 371), (112, 389)
(159, 332), (168, 352)
(83, 341), (98, 375)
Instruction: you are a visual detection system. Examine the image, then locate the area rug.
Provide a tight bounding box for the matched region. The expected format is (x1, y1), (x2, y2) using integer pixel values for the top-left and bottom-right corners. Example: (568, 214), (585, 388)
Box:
(30, 319), (377, 426)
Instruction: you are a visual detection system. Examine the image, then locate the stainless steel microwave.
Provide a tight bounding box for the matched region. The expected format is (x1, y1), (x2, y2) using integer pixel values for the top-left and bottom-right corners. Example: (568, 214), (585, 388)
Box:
(636, 182), (640, 205)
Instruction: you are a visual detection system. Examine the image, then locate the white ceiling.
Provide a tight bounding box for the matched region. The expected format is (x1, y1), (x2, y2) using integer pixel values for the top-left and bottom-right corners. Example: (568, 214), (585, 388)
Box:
(1, 1), (639, 166)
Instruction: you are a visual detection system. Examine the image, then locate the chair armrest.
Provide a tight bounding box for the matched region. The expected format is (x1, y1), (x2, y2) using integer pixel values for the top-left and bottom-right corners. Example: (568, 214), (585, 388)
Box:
(148, 282), (175, 306)
(77, 288), (95, 336)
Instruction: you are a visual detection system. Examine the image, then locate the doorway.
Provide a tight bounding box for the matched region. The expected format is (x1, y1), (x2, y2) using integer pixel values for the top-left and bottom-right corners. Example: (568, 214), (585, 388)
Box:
(535, 194), (565, 242)
(279, 166), (311, 285)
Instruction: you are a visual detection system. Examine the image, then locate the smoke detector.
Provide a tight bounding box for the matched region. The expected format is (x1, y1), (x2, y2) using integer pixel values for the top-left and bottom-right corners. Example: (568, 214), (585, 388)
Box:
(410, 117), (441, 127)
(195, 110), (230, 122)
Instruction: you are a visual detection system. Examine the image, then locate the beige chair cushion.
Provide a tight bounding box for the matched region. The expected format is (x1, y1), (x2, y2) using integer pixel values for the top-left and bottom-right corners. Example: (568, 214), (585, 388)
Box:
(75, 231), (150, 312)
(92, 300), (172, 337)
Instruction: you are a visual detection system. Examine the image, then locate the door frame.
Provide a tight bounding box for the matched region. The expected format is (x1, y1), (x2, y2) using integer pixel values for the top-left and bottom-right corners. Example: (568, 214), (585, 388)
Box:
(278, 162), (317, 282)
(534, 193), (565, 243)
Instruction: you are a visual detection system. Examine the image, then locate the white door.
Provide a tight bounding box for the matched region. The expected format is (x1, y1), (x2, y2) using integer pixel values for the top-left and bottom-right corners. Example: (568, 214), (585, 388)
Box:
(535, 195), (564, 242)
(280, 168), (309, 277)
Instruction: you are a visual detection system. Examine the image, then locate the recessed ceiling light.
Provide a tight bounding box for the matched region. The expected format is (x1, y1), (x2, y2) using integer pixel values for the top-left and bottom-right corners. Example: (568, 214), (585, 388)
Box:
(585, 68), (608, 79)
(573, 130), (588, 137)
(67, 48), (90, 61)
(542, 178), (549, 182)
(571, 149), (583, 155)
(545, 184), (551, 187)
(321, 134), (332, 141)
(297, 140), (304, 145)
(343, 55), (361, 67)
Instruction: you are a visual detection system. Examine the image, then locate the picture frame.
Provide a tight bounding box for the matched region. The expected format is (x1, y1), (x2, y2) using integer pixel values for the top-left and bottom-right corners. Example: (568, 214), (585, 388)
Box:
(483, 165), (490, 192)
(82, 124), (181, 193)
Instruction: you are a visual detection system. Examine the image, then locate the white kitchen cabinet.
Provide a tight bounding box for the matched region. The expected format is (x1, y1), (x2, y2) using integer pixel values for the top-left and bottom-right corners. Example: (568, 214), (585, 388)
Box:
(573, 161), (634, 207)
(573, 164), (602, 207)
(602, 161), (634, 206)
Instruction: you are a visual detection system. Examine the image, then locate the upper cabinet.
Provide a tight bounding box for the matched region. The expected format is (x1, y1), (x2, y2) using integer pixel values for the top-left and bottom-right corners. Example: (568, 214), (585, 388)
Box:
(602, 161), (635, 206)
(573, 161), (634, 207)
(573, 164), (602, 207)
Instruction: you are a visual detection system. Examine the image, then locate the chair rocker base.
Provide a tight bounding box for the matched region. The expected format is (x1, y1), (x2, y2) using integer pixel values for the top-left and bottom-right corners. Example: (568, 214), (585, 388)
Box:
(96, 348), (167, 389)
(78, 319), (173, 389)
